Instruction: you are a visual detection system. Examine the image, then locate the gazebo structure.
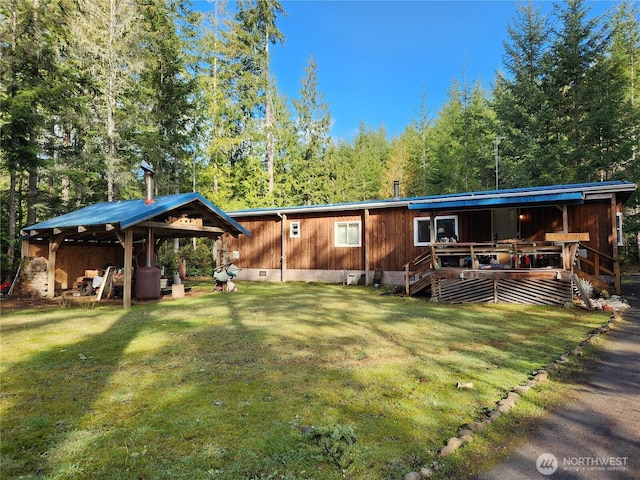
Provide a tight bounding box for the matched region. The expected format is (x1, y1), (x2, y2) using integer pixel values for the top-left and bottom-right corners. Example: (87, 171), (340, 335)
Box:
(19, 187), (250, 308)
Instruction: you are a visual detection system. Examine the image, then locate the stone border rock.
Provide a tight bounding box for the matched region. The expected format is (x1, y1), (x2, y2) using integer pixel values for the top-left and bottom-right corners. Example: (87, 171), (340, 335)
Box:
(403, 312), (622, 480)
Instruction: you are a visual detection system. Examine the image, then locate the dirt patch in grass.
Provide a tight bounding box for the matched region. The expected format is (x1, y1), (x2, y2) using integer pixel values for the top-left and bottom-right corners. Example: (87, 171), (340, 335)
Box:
(0, 279), (213, 312)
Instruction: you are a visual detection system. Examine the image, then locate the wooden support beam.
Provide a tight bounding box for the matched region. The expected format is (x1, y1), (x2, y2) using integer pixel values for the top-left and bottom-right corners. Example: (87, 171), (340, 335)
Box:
(46, 232), (66, 299)
(47, 243), (57, 299)
(123, 229), (133, 308)
(137, 220), (224, 235)
(429, 214), (436, 244)
(431, 244), (438, 268)
(115, 232), (125, 248)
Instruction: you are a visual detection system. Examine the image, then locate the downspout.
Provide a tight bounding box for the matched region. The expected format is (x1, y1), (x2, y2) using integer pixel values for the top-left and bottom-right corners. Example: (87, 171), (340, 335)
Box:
(364, 209), (370, 285)
(277, 212), (286, 283)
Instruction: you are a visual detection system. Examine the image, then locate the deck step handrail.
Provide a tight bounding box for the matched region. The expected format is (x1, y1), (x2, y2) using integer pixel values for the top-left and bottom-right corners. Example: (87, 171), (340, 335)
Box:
(403, 250), (434, 295)
(573, 244), (621, 294)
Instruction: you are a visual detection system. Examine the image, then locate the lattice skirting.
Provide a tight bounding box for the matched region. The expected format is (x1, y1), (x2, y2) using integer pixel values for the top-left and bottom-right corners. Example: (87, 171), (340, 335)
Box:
(432, 277), (572, 305)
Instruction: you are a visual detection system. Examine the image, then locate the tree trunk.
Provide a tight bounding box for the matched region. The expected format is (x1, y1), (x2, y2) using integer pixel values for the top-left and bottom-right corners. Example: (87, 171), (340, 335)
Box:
(265, 34), (274, 195)
(106, 0), (118, 201)
(7, 171), (17, 275)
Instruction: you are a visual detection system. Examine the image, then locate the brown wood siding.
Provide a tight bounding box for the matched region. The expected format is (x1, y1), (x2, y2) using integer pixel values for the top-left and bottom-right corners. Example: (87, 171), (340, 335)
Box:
(230, 212), (366, 271)
(521, 206), (563, 240)
(368, 208), (413, 270)
(287, 212), (364, 270)
(519, 201), (615, 257)
(568, 201), (613, 256)
(232, 208), (498, 272)
(229, 198), (621, 275)
(457, 210), (492, 242)
(230, 216), (281, 269)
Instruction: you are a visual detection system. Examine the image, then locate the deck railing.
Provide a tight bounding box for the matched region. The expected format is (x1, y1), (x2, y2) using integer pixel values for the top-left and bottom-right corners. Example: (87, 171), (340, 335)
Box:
(403, 241), (621, 297)
(574, 244), (621, 294)
(404, 241), (569, 296)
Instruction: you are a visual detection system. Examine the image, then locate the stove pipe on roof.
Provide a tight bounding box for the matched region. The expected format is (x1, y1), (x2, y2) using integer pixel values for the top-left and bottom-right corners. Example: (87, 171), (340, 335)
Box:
(141, 161), (155, 204)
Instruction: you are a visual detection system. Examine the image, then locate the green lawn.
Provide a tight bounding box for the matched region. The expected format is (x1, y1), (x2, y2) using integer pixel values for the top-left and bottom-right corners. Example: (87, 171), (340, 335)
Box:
(0, 282), (609, 479)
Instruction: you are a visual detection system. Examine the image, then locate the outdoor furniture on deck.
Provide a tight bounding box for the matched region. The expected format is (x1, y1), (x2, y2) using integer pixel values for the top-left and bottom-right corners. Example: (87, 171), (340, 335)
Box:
(404, 240), (585, 304)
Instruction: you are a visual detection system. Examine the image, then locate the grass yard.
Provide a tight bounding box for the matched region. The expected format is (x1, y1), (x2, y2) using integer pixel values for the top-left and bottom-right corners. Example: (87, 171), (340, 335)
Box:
(0, 282), (610, 479)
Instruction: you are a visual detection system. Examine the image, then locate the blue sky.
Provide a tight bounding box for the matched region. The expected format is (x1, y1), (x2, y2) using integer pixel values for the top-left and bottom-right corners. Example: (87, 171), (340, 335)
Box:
(271, 1), (522, 140)
(197, 1), (617, 140)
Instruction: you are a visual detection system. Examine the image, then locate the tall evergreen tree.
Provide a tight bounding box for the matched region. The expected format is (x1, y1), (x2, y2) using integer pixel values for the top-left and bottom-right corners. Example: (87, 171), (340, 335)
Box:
(269, 80), (299, 206)
(329, 123), (389, 202)
(0, 0), (83, 274)
(197, 0), (234, 207)
(126, 0), (201, 196)
(608, 0), (640, 257)
(492, 0), (552, 186)
(608, 0), (640, 180)
(542, 0), (611, 183)
(69, 0), (144, 201)
(289, 55), (332, 205)
(427, 79), (495, 194)
(216, 0), (285, 207)
(401, 86), (434, 197)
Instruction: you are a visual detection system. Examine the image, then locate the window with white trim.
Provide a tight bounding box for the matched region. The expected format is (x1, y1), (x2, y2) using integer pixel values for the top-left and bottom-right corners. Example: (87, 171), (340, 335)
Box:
(413, 215), (459, 246)
(335, 221), (361, 247)
(290, 221), (300, 238)
(616, 212), (623, 246)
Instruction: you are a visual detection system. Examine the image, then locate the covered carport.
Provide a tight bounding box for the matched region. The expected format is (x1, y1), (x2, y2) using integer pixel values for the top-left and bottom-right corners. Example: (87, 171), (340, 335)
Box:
(19, 192), (250, 308)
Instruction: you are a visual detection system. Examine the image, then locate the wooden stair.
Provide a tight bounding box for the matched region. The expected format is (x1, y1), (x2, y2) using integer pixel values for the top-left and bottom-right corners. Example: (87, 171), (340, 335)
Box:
(573, 267), (614, 295)
(571, 244), (619, 295)
(403, 250), (435, 296)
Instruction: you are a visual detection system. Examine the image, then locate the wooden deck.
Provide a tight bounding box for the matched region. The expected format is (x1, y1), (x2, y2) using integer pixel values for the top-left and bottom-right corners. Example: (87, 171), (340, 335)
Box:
(403, 240), (618, 305)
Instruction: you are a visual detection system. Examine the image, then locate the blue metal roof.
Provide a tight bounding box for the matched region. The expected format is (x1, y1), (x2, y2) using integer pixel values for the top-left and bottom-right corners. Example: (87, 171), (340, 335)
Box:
(22, 192), (250, 238)
(408, 192), (585, 211)
(228, 180), (636, 217)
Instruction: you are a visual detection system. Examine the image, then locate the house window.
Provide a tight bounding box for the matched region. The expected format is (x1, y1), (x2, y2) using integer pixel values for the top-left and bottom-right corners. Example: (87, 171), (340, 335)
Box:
(414, 215), (459, 246)
(290, 221), (300, 238)
(335, 221), (361, 247)
(616, 212), (623, 246)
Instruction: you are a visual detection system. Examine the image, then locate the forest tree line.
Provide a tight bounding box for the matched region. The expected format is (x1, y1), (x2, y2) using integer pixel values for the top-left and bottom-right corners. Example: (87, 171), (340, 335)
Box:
(1, 0), (639, 277)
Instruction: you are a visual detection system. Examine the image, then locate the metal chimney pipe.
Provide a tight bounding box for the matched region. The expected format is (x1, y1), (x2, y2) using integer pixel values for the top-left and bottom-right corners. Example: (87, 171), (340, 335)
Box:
(145, 227), (154, 267)
(141, 161), (155, 204)
(393, 180), (400, 200)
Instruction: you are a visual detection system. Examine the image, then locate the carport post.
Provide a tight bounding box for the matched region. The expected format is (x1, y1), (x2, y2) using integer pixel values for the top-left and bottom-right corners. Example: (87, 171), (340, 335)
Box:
(46, 234), (65, 299)
(123, 229), (133, 308)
